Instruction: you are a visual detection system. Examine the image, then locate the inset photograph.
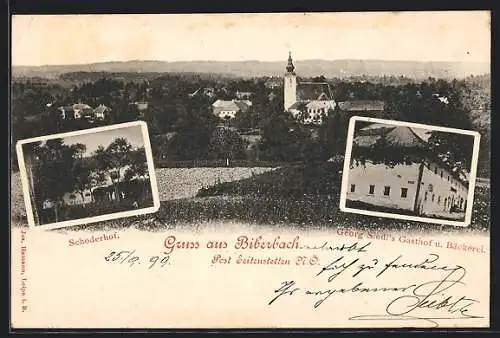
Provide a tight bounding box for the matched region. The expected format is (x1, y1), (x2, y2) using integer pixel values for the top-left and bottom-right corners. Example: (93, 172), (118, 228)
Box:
(340, 116), (480, 226)
(16, 121), (160, 230)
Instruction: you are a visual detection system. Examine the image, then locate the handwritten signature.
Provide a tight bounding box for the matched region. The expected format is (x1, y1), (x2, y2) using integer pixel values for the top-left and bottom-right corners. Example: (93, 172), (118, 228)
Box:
(268, 252), (483, 327)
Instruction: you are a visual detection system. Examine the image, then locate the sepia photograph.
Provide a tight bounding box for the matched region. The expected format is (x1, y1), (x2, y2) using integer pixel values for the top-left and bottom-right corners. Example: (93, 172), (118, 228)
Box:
(340, 116), (480, 226)
(16, 121), (160, 230)
(9, 11), (491, 330)
(9, 12), (490, 234)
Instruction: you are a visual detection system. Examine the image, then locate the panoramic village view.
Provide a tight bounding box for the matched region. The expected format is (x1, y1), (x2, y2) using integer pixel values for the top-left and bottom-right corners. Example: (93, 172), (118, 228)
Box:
(10, 13), (490, 233)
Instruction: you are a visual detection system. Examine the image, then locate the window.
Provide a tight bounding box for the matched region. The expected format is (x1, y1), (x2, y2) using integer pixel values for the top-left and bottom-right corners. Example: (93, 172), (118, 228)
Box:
(350, 184), (356, 193)
(434, 167), (438, 174)
(424, 191), (428, 201)
(438, 196), (441, 205)
(368, 185), (375, 195)
(383, 186), (391, 196)
(401, 188), (408, 198)
(440, 171), (443, 178)
(447, 175), (450, 181)
(432, 194), (435, 202)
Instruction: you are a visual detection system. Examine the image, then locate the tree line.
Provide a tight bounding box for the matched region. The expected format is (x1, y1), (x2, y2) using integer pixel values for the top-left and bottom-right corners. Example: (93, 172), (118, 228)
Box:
(11, 73), (490, 176)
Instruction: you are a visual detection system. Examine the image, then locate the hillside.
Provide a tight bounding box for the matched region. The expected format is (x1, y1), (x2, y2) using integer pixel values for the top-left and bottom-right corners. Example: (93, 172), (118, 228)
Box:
(12, 59), (490, 80)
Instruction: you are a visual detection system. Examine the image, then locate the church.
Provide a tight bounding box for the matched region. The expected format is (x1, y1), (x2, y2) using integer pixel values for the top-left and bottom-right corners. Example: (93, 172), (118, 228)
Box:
(283, 52), (386, 124)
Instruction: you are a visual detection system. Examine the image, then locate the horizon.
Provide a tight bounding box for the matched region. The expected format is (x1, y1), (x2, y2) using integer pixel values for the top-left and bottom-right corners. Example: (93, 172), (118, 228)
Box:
(12, 57), (491, 69)
(12, 12), (490, 67)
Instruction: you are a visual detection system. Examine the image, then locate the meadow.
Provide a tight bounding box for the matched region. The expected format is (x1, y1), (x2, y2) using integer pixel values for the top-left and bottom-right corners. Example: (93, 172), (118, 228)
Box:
(10, 164), (490, 234)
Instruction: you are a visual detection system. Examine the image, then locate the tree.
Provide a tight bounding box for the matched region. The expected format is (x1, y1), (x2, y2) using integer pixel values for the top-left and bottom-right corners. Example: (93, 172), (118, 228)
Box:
(208, 127), (249, 161)
(318, 107), (348, 159)
(259, 112), (317, 162)
(426, 131), (474, 173)
(124, 147), (149, 181)
(94, 138), (134, 203)
(25, 139), (81, 223)
(71, 157), (98, 206)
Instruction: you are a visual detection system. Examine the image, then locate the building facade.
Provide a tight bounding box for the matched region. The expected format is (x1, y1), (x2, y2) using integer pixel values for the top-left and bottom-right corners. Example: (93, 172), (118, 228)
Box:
(346, 125), (469, 219)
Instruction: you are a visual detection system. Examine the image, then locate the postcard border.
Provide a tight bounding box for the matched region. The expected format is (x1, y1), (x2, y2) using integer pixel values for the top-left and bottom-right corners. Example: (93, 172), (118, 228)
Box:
(15, 121), (160, 231)
(339, 116), (481, 227)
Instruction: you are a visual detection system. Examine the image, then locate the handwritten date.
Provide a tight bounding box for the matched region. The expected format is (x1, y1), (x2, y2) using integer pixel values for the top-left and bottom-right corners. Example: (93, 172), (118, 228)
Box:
(104, 250), (171, 269)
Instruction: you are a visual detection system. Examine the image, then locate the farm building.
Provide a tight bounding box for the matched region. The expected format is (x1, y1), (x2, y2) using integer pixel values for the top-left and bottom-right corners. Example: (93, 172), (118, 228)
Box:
(346, 123), (469, 219)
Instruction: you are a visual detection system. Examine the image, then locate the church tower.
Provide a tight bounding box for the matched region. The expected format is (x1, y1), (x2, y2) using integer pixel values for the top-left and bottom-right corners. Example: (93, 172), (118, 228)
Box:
(284, 52), (297, 111)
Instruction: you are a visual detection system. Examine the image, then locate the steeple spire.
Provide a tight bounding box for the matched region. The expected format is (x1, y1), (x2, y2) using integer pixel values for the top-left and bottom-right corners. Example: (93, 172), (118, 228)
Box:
(286, 51), (295, 73)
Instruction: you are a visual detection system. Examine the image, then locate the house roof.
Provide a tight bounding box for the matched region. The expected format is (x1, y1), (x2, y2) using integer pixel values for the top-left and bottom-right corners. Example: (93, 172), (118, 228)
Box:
(354, 125), (428, 149)
(234, 101), (250, 112)
(94, 104), (111, 115)
(353, 123), (469, 187)
(306, 100), (335, 109)
(337, 100), (385, 112)
(213, 100), (250, 112)
(296, 82), (333, 101)
(73, 103), (93, 110)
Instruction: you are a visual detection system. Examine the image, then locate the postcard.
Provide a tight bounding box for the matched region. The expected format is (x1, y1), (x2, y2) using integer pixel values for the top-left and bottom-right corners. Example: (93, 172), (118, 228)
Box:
(10, 11), (491, 329)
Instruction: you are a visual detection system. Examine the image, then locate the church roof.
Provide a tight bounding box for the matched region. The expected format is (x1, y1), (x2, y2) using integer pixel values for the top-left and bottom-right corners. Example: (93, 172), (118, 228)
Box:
(288, 101), (308, 111)
(296, 82), (333, 101)
(337, 100), (385, 112)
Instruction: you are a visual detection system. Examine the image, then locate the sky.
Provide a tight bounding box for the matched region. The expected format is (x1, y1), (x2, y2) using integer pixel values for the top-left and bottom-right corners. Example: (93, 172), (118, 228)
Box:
(53, 125), (145, 157)
(11, 11), (490, 66)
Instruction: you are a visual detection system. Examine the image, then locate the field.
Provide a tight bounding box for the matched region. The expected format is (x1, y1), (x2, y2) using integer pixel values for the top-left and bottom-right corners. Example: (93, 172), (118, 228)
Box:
(10, 164), (490, 234)
(10, 167), (276, 226)
(154, 167), (276, 201)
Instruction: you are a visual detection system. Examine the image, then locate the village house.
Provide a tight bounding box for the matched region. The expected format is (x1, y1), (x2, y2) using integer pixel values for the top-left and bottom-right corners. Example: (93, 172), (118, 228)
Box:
(93, 104), (112, 120)
(264, 77), (282, 89)
(74, 103), (94, 120)
(336, 100), (386, 115)
(57, 103), (94, 120)
(235, 91), (253, 100)
(283, 52), (385, 124)
(212, 99), (252, 120)
(60, 163), (150, 207)
(188, 87), (216, 98)
(346, 123), (469, 219)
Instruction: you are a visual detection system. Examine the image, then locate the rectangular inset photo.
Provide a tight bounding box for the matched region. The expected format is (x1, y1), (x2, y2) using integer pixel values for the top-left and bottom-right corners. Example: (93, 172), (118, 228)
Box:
(16, 121), (160, 230)
(340, 116), (481, 227)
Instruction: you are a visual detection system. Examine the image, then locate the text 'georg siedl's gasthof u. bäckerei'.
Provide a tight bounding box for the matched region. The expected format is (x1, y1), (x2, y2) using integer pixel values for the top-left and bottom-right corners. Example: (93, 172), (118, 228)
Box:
(68, 232), (120, 246)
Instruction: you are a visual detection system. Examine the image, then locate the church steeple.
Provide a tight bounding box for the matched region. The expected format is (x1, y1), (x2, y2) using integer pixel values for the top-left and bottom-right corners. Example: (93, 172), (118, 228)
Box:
(284, 51), (297, 111)
(286, 51), (295, 74)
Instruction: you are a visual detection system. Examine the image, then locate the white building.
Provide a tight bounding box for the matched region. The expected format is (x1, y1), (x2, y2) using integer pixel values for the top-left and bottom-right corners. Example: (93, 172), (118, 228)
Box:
(94, 104), (112, 120)
(283, 52), (385, 124)
(347, 124), (469, 219)
(212, 99), (251, 120)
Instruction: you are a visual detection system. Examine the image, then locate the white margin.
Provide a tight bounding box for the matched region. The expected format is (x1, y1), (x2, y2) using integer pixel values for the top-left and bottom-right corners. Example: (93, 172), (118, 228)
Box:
(339, 116), (481, 227)
(15, 121), (161, 231)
